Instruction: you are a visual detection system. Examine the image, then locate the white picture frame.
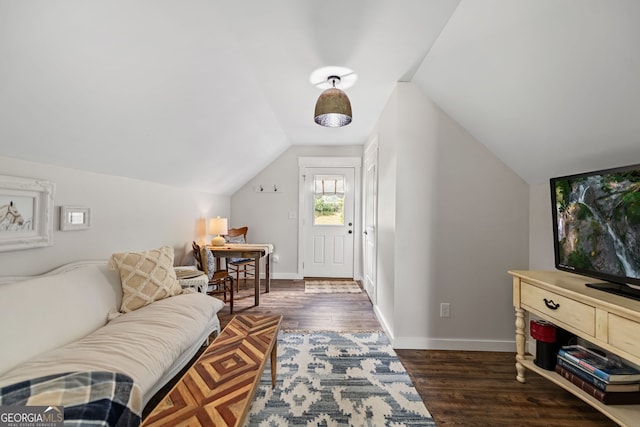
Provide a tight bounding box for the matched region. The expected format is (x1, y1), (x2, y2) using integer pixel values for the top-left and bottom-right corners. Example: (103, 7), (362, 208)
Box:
(0, 175), (55, 252)
(60, 206), (91, 231)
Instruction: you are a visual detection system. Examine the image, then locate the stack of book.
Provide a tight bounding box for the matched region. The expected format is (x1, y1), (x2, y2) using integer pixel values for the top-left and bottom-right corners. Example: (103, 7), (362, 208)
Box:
(556, 345), (640, 405)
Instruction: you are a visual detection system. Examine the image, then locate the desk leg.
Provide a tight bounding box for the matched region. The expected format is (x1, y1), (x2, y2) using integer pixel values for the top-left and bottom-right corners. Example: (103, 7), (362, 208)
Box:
(265, 253), (271, 293)
(254, 255), (260, 306)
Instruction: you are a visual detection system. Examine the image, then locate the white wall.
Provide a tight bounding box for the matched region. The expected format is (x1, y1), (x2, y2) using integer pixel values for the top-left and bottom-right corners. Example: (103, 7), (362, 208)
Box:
(230, 145), (363, 279)
(529, 182), (555, 270)
(0, 156), (229, 276)
(372, 82), (530, 350)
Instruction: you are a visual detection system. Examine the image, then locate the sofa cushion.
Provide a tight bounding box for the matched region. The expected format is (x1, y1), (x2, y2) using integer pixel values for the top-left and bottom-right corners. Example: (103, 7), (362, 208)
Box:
(110, 246), (183, 313)
(0, 293), (224, 397)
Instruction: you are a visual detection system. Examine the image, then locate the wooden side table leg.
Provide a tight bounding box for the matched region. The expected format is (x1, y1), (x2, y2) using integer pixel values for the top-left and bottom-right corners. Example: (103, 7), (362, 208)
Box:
(229, 277), (234, 314)
(515, 307), (526, 383)
(270, 339), (278, 389)
(265, 253), (271, 293)
(254, 255), (260, 306)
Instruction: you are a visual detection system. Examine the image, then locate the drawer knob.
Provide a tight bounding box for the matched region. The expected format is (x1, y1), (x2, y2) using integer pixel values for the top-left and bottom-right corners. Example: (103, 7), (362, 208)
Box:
(543, 298), (560, 310)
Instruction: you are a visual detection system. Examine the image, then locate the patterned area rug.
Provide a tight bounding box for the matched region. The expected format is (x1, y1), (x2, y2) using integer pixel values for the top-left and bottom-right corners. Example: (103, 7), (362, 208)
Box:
(304, 280), (362, 293)
(246, 331), (435, 426)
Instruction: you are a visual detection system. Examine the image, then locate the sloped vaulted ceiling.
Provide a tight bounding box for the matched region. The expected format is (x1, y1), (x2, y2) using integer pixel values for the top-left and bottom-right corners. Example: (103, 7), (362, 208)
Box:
(0, 1), (293, 195)
(1, 1), (639, 194)
(0, 0), (459, 195)
(413, 0), (640, 184)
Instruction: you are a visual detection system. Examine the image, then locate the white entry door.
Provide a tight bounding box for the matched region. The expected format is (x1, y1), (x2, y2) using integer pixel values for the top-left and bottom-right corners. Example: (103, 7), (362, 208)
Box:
(302, 167), (355, 278)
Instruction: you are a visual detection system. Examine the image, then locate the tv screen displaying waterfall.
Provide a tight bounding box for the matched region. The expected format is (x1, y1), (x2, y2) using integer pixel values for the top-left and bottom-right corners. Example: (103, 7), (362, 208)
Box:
(551, 164), (640, 296)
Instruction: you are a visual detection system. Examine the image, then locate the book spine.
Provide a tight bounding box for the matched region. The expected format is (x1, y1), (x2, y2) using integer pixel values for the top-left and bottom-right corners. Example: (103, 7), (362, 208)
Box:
(557, 356), (608, 391)
(556, 366), (640, 405)
(555, 365), (606, 400)
(557, 348), (612, 382)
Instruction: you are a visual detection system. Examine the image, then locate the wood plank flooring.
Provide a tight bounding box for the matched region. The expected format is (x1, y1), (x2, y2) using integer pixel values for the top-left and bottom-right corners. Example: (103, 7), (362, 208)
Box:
(217, 279), (380, 331)
(145, 279), (619, 426)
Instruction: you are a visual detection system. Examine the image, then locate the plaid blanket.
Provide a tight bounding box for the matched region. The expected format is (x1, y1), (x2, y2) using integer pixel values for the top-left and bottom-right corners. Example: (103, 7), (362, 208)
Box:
(0, 371), (141, 427)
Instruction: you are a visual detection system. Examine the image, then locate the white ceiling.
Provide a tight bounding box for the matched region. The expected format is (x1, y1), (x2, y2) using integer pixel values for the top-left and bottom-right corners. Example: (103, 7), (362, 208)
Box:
(1, 1), (639, 195)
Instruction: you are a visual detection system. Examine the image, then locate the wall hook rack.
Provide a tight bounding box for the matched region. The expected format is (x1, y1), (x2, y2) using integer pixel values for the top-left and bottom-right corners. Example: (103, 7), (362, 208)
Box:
(254, 184), (283, 193)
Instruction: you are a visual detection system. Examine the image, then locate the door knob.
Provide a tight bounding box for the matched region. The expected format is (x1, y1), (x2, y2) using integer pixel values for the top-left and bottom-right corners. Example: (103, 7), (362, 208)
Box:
(348, 230), (353, 234)
(348, 222), (353, 226)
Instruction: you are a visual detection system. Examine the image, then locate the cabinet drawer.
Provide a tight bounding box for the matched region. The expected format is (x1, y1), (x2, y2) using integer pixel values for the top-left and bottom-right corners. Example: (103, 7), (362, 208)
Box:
(521, 283), (595, 336)
(609, 314), (640, 360)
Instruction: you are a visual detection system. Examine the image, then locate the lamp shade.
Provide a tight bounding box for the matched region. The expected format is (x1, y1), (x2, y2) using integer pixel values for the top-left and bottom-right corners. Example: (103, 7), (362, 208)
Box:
(208, 217), (228, 246)
(314, 76), (352, 127)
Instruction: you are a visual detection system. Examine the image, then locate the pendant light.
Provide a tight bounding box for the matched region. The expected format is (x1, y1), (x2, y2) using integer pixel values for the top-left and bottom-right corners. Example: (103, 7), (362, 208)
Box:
(314, 76), (352, 127)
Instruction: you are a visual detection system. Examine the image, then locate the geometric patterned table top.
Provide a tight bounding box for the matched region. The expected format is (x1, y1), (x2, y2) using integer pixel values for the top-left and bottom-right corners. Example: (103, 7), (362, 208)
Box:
(141, 314), (282, 427)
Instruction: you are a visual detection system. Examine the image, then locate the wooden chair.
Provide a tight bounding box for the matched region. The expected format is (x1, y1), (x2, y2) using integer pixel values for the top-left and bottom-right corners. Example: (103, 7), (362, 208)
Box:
(192, 241), (234, 313)
(225, 227), (256, 291)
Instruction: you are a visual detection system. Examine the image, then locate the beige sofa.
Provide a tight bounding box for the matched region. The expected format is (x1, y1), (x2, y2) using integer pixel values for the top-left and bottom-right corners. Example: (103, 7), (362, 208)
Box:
(0, 258), (223, 421)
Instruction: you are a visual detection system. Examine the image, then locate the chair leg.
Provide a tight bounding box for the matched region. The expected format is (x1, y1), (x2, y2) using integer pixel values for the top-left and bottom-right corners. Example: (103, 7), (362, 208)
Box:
(229, 277), (234, 314)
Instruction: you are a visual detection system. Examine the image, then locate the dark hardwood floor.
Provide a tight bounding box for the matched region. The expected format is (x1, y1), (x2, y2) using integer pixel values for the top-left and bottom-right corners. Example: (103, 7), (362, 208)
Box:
(217, 279), (381, 331)
(146, 279), (619, 426)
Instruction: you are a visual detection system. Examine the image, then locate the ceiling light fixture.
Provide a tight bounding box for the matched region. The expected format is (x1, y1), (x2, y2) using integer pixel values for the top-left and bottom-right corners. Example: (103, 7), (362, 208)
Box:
(314, 76), (352, 127)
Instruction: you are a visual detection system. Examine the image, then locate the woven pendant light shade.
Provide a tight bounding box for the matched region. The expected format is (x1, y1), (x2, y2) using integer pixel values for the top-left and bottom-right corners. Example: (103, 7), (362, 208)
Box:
(314, 76), (352, 127)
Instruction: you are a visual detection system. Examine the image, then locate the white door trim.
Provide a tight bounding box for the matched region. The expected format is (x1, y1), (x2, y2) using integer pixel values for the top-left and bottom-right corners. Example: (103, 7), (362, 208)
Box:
(298, 156), (362, 280)
(363, 137), (378, 303)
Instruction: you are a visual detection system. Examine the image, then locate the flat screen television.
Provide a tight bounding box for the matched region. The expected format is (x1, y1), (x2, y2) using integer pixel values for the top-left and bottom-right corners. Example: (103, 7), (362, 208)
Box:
(551, 164), (640, 301)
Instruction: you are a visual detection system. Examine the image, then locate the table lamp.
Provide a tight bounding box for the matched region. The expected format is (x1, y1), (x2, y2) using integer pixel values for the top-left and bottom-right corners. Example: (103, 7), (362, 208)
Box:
(208, 216), (228, 246)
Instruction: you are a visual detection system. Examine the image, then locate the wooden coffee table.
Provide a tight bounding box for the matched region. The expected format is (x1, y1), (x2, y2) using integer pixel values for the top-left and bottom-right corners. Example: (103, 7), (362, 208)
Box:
(142, 314), (282, 427)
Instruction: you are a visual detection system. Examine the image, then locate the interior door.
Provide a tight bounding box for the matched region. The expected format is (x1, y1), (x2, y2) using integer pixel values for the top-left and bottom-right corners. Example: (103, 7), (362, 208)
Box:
(363, 145), (378, 302)
(302, 167), (355, 278)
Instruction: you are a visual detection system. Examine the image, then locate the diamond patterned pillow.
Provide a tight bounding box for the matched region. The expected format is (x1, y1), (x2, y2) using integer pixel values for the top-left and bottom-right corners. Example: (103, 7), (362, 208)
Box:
(200, 247), (217, 280)
(109, 245), (183, 313)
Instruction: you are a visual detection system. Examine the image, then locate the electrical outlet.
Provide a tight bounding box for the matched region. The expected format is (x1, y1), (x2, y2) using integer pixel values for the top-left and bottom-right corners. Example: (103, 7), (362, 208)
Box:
(440, 303), (450, 318)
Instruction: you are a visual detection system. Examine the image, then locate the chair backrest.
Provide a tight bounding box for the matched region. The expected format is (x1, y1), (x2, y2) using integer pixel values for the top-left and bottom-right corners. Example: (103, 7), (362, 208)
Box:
(226, 227), (248, 243)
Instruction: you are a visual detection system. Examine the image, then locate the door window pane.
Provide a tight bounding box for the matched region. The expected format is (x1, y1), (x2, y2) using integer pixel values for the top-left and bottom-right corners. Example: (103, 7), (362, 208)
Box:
(313, 175), (345, 225)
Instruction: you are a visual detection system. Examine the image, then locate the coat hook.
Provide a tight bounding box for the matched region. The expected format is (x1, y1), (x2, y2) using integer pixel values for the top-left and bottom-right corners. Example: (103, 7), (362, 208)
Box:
(274, 185), (278, 192)
(260, 185), (264, 192)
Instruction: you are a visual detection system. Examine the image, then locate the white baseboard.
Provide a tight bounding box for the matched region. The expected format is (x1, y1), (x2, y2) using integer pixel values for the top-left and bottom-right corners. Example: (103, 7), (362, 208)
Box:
(270, 272), (302, 280)
(374, 305), (394, 341)
(269, 273), (363, 280)
(391, 336), (516, 352)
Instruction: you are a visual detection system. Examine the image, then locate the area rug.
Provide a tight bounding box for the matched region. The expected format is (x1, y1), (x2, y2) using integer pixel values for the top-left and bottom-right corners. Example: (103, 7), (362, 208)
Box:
(246, 331), (435, 426)
(304, 280), (362, 294)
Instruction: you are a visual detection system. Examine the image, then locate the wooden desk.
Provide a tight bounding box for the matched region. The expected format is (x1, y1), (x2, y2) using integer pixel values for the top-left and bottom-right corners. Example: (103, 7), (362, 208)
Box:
(207, 244), (273, 307)
(142, 314), (282, 427)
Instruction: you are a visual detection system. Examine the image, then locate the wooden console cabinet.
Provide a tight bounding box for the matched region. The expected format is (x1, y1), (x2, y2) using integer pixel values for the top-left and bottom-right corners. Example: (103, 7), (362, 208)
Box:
(510, 270), (640, 426)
